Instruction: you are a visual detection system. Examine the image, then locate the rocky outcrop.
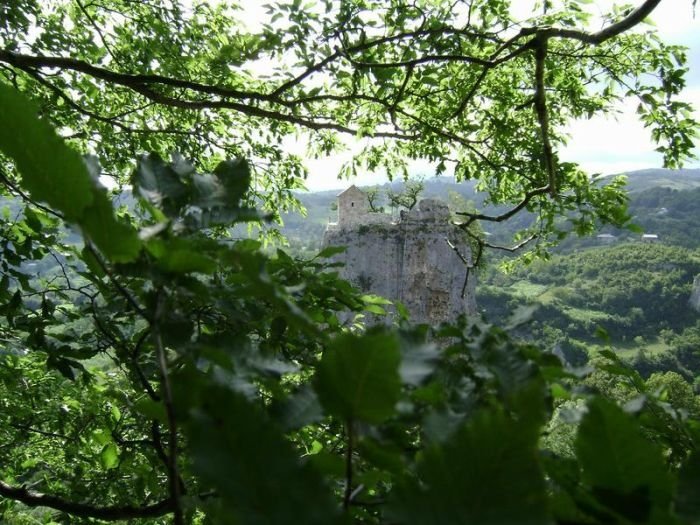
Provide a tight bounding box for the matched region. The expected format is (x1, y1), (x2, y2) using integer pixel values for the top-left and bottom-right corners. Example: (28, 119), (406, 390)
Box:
(323, 196), (476, 325)
(690, 274), (700, 313)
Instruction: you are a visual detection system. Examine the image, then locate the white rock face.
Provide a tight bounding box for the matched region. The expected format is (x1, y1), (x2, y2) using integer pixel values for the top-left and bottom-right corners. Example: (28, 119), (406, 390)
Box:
(323, 191), (477, 325)
(690, 275), (700, 313)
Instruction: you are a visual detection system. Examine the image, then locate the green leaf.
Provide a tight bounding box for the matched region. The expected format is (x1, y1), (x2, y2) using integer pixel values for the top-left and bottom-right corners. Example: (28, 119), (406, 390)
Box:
(133, 398), (167, 424)
(315, 245), (346, 259)
(81, 190), (141, 263)
(0, 83), (141, 262)
(506, 303), (539, 330)
(213, 158), (251, 204)
(575, 397), (673, 522)
(192, 172), (225, 208)
(0, 82), (94, 220)
(389, 403), (549, 525)
(677, 451), (700, 523)
(357, 437), (405, 473)
(185, 385), (340, 525)
(80, 245), (107, 278)
(100, 442), (119, 470)
(146, 238), (217, 274)
(399, 337), (439, 386)
(315, 330), (401, 424)
(364, 303), (386, 315)
(269, 385), (323, 431)
(133, 153), (189, 217)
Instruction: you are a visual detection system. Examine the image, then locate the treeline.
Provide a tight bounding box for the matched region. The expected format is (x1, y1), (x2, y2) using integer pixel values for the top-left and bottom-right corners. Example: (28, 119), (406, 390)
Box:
(479, 243), (700, 378)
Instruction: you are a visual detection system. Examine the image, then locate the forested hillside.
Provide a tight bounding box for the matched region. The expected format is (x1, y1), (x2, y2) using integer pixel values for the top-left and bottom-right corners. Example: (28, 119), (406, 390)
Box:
(479, 243), (700, 373)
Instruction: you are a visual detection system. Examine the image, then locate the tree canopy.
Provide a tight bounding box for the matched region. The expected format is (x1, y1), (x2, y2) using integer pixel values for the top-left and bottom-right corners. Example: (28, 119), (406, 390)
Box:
(2, 0), (697, 248)
(1, 1), (699, 524)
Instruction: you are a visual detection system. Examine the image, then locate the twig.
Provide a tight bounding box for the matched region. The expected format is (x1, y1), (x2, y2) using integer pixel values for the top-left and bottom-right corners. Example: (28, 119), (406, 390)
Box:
(75, 0), (121, 65)
(153, 288), (184, 525)
(0, 167), (65, 221)
(343, 419), (354, 510)
(85, 241), (149, 320)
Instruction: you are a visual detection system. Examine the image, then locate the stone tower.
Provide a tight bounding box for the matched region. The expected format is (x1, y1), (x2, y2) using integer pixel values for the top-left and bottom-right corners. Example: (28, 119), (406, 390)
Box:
(336, 185), (369, 226)
(324, 187), (476, 325)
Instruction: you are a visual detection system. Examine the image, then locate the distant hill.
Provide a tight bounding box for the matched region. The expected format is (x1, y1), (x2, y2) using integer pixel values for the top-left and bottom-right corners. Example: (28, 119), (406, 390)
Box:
(283, 168), (700, 252)
(2, 168), (698, 253)
(610, 168), (700, 193)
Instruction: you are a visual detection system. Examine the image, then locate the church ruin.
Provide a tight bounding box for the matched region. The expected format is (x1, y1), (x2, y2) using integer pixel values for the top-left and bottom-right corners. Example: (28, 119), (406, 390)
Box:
(323, 185), (477, 325)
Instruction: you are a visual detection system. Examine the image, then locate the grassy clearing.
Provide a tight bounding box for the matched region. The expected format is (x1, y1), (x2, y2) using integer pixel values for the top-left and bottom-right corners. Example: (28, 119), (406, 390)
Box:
(509, 280), (548, 299)
(586, 337), (672, 360)
(561, 305), (612, 323)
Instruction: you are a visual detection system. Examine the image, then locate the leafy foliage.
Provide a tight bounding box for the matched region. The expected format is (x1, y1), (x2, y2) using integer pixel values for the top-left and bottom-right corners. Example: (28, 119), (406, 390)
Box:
(390, 389), (548, 525)
(0, 2), (699, 524)
(316, 330), (401, 424)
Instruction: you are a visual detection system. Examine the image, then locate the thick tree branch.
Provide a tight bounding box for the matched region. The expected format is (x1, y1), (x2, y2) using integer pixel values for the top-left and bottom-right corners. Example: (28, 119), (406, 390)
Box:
(128, 85), (416, 139)
(347, 53), (492, 69)
(0, 49), (268, 102)
(533, 35), (557, 196)
(0, 51), (412, 140)
(0, 480), (173, 520)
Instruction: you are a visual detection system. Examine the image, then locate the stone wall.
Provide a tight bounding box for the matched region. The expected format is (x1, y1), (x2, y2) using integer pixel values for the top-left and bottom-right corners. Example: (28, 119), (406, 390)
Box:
(323, 197), (477, 325)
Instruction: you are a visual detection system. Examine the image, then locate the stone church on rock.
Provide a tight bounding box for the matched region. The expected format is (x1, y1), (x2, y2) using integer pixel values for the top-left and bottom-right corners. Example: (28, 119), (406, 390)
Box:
(322, 185), (477, 325)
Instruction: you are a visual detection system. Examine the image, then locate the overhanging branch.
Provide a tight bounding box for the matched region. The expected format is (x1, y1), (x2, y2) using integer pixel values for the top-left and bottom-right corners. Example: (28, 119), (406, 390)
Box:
(455, 185), (550, 227)
(0, 480), (173, 521)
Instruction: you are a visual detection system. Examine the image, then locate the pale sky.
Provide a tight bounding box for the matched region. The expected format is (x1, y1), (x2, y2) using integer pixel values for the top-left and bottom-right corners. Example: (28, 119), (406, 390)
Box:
(241, 1), (700, 191)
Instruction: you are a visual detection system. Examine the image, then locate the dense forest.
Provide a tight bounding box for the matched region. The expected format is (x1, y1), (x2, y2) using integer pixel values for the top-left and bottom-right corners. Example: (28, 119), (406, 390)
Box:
(480, 243), (700, 368)
(2, 1), (700, 524)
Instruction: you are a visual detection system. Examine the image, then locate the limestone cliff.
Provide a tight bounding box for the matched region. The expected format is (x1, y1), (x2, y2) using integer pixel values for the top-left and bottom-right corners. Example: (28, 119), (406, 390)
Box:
(323, 189), (476, 325)
(690, 274), (700, 313)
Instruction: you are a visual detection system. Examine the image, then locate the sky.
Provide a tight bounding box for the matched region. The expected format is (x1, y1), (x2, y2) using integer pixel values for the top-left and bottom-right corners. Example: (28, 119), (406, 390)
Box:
(241, 1), (700, 191)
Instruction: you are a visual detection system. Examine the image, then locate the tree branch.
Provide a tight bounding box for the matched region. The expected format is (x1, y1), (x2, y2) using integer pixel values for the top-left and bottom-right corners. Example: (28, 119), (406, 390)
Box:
(455, 185), (550, 226)
(343, 419), (354, 511)
(540, 0), (663, 45)
(0, 480), (173, 521)
(533, 34), (557, 196)
(448, 224), (538, 298)
(346, 53), (491, 69)
(269, 50), (342, 97)
(153, 289), (184, 525)
(74, 0), (121, 65)
(84, 241), (149, 321)
(0, 49), (268, 102)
